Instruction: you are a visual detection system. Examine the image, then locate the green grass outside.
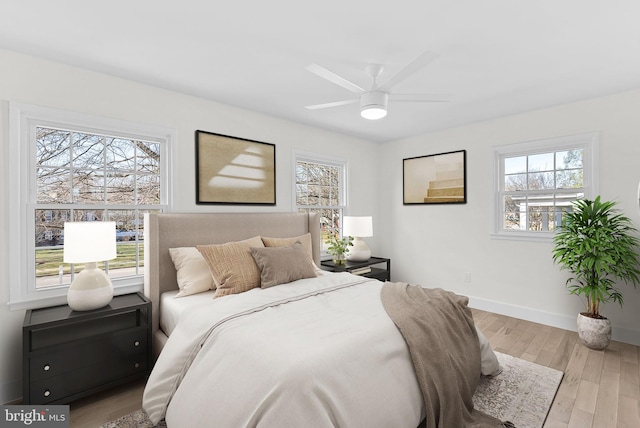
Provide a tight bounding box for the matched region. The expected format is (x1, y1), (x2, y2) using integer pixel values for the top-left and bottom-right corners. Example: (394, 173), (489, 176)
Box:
(36, 243), (142, 277)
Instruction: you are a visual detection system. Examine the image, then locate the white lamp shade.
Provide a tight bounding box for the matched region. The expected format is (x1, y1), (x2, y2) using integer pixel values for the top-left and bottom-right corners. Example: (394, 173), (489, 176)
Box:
(343, 216), (373, 238)
(63, 221), (117, 263)
(344, 216), (373, 262)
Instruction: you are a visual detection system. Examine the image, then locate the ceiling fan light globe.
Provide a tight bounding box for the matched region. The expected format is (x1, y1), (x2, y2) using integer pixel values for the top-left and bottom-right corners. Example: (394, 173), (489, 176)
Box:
(360, 91), (388, 120)
(361, 107), (387, 120)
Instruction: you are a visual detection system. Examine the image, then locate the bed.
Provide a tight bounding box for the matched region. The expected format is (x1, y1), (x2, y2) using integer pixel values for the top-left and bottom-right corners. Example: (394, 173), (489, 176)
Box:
(141, 212), (502, 427)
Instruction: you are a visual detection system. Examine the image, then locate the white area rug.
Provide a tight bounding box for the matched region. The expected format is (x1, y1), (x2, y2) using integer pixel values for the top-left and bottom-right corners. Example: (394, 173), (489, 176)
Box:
(101, 352), (563, 428)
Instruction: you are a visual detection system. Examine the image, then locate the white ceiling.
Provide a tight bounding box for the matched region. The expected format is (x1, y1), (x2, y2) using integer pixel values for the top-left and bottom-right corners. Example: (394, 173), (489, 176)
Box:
(1, 1), (640, 143)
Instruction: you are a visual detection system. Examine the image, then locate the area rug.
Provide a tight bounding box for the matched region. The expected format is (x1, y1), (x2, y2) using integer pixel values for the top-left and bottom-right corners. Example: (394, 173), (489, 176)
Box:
(101, 352), (563, 428)
(473, 352), (564, 428)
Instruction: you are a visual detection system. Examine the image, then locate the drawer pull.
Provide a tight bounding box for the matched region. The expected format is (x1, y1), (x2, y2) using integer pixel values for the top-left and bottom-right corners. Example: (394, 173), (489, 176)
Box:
(43, 364), (50, 371)
(44, 390), (51, 397)
(134, 341), (140, 347)
(134, 362), (140, 368)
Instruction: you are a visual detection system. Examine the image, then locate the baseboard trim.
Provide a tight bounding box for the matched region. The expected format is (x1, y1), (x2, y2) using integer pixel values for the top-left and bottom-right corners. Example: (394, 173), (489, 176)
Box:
(469, 296), (640, 346)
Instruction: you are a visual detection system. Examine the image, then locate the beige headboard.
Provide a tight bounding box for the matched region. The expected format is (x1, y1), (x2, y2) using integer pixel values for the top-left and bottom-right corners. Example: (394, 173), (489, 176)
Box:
(143, 211), (320, 357)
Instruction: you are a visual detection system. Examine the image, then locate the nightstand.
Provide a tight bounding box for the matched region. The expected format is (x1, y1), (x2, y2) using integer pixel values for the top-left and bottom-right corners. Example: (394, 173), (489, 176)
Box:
(321, 256), (391, 281)
(22, 292), (151, 405)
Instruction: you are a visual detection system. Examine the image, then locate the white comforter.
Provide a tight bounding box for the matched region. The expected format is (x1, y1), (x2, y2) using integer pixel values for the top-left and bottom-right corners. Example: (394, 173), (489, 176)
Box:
(143, 273), (499, 427)
(143, 272), (425, 427)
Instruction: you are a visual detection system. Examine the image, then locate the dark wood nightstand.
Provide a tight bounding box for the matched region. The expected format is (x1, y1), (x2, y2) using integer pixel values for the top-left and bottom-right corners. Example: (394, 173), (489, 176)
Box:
(22, 292), (151, 405)
(321, 256), (391, 281)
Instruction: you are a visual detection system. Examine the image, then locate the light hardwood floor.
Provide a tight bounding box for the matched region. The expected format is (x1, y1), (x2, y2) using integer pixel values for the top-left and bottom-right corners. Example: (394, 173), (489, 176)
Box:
(68, 309), (640, 427)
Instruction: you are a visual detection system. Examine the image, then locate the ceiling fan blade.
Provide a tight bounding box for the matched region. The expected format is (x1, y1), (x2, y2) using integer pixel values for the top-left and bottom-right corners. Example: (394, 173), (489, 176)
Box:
(305, 99), (359, 110)
(377, 51), (439, 92)
(390, 93), (453, 102)
(306, 64), (365, 94)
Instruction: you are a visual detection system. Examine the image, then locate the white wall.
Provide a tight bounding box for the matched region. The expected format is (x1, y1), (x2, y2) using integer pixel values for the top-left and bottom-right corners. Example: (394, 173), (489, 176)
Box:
(0, 48), (381, 403)
(378, 89), (640, 346)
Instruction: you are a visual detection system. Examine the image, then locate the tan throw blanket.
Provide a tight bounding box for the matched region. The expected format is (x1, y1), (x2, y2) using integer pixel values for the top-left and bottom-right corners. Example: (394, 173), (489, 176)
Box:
(381, 282), (507, 428)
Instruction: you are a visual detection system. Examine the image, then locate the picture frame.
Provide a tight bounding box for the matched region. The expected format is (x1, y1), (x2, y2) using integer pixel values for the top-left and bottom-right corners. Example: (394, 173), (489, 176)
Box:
(195, 130), (276, 205)
(403, 149), (466, 205)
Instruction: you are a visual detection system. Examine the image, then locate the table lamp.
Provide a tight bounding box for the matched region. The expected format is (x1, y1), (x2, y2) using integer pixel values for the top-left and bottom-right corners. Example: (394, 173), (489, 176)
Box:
(343, 216), (373, 261)
(63, 221), (117, 311)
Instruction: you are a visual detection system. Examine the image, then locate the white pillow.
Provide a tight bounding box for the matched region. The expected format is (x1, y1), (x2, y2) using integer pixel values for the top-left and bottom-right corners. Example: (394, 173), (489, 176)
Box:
(169, 247), (215, 297)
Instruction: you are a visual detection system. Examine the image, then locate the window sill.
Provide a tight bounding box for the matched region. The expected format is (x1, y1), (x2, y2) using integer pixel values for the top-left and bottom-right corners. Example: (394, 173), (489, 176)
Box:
(8, 283), (143, 311)
(490, 231), (555, 243)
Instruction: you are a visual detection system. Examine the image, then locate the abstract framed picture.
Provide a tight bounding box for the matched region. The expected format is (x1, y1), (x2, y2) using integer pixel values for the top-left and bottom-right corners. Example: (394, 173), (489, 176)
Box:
(196, 130), (276, 205)
(403, 149), (466, 205)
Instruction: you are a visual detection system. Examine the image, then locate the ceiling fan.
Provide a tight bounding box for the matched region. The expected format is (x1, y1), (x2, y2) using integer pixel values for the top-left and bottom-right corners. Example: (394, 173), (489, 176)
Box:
(305, 50), (452, 120)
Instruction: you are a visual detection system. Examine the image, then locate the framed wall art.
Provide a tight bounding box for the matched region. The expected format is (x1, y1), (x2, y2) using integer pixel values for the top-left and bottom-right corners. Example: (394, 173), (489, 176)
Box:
(403, 149), (466, 205)
(196, 130), (276, 205)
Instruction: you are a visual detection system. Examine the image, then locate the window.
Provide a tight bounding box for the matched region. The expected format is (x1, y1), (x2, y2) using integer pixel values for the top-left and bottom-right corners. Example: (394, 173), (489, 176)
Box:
(9, 103), (173, 309)
(493, 133), (598, 241)
(294, 152), (347, 255)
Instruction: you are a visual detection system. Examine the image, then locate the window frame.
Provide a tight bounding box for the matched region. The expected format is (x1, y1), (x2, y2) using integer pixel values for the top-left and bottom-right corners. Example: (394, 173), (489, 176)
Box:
(292, 150), (348, 258)
(491, 132), (599, 242)
(8, 102), (174, 310)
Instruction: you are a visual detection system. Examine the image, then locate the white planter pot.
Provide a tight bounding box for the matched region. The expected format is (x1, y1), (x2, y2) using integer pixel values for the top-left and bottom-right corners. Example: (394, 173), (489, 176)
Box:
(577, 313), (611, 350)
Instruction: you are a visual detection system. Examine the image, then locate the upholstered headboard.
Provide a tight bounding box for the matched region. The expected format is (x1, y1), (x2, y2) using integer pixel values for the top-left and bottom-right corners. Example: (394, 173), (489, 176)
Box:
(143, 211), (321, 357)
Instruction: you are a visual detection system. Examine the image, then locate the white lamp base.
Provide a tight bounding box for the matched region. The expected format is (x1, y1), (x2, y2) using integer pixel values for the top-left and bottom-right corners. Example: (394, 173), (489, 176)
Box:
(67, 262), (114, 311)
(346, 237), (371, 262)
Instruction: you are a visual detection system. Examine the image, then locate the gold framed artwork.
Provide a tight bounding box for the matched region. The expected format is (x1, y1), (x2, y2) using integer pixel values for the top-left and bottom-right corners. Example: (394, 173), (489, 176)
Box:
(196, 130), (276, 205)
(403, 149), (466, 204)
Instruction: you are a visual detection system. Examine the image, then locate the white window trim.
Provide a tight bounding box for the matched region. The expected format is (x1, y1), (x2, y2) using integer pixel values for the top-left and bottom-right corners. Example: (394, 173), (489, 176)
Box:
(491, 132), (599, 242)
(8, 102), (175, 310)
(292, 150), (349, 258)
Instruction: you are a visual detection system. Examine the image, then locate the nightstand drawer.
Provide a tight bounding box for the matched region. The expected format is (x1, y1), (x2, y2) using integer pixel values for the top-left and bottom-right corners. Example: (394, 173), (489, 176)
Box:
(29, 329), (148, 381)
(29, 353), (148, 404)
(29, 310), (141, 351)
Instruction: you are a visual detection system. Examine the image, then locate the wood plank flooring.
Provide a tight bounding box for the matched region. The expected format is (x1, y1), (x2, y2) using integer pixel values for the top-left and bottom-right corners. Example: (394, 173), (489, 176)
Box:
(68, 309), (640, 427)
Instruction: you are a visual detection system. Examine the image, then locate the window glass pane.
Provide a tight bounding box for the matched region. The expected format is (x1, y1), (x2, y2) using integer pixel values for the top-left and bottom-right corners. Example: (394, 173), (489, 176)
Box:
(528, 171), (555, 190)
(72, 169), (105, 203)
(528, 152), (554, 172)
(73, 133), (104, 168)
(37, 128), (70, 167)
(504, 156), (526, 174)
(526, 194), (554, 231)
(137, 141), (160, 174)
(556, 149), (583, 170)
(37, 167), (72, 203)
(502, 195), (521, 230)
(295, 184), (307, 205)
(556, 169), (583, 189)
(106, 171), (135, 204)
(108, 209), (139, 241)
(106, 137), (136, 171)
(137, 174), (160, 204)
(307, 185), (320, 205)
(505, 173), (526, 191)
(73, 209), (106, 222)
(35, 209), (69, 289)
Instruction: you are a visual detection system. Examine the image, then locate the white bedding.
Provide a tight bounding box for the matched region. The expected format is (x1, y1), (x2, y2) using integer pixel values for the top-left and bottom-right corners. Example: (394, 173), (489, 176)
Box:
(143, 272), (498, 427)
(160, 290), (216, 336)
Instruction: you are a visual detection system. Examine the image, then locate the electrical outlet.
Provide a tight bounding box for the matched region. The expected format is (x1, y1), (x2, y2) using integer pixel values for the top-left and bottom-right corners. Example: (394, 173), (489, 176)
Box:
(464, 272), (471, 283)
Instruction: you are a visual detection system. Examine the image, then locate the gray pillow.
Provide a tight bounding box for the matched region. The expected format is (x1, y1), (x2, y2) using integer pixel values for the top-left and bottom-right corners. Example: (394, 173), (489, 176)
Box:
(250, 242), (317, 288)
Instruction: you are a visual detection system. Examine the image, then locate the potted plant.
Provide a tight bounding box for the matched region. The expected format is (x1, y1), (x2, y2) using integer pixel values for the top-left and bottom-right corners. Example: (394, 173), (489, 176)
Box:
(325, 232), (353, 265)
(552, 196), (640, 350)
